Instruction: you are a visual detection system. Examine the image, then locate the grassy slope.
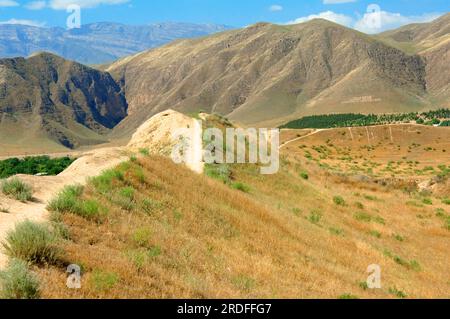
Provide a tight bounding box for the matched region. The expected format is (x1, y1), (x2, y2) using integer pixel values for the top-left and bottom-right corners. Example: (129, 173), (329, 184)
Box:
(35, 151), (449, 298)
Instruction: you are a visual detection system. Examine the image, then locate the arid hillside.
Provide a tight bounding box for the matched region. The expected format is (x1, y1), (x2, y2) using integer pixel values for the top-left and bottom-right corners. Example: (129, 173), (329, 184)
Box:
(379, 13), (450, 103)
(1, 113), (447, 299)
(106, 18), (449, 130)
(0, 52), (128, 151)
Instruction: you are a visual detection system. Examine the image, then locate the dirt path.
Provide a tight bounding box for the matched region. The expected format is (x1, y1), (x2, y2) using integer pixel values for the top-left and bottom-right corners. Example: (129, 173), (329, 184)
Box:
(279, 129), (328, 150)
(0, 147), (129, 268)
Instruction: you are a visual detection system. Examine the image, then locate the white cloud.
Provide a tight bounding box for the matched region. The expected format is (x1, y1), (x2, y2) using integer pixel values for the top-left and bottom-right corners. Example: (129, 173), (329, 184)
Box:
(25, 1), (47, 10)
(0, 19), (46, 27)
(269, 5), (283, 12)
(354, 11), (442, 34)
(285, 10), (444, 34)
(0, 0), (19, 7)
(323, 0), (356, 4)
(286, 11), (354, 27)
(49, 0), (130, 10)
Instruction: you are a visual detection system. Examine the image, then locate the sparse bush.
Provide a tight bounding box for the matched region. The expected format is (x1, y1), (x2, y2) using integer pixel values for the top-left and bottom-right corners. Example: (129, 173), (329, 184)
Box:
(205, 164), (232, 184)
(442, 198), (450, 205)
(308, 211), (322, 225)
(422, 198), (433, 205)
(1, 178), (33, 202)
(329, 227), (343, 236)
(393, 234), (405, 242)
(231, 182), (250, 193)
(0, 259), (40, 299)
(141, 198), (164, 215)
(354, 212), (372, 223)
(90, 270), (119, 291)
(47, 185), (84, 214)
(138, 148), (150, 156)
(354, 202), (364, 209)
(147, 246), (162, 258)
(112, 187), (136, 211)
(132, 227), (152, 248)
(369, 230), (381, 238)
(299, 171), (309, 180)
(48, 185), (105, 222)
(90, 169), (124, 194)
(2, 221), (60, 265)
(389, 287), (407, 299)
(232, 275), (256, 292)
(333, 196), (346, 206)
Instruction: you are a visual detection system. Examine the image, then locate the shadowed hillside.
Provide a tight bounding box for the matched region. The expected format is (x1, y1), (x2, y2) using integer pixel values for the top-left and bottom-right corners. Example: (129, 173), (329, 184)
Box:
(378, 13), (450, 103)
(0, 52), (128, 151)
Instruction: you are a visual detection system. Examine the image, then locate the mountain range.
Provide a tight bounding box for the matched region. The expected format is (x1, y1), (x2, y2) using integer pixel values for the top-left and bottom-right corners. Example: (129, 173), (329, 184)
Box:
(108, 14), (450, 129)
(0, 14), (449, 150)
(0, 22), (232, 65)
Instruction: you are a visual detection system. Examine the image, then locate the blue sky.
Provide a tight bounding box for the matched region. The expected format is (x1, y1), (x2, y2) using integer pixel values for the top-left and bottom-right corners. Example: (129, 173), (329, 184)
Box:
(0, 0), (448, 33)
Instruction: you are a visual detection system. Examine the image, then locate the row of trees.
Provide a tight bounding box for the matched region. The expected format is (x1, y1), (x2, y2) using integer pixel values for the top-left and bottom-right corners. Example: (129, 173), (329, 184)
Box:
(281, 109), (450, 129)
(0, 156), (76, 179)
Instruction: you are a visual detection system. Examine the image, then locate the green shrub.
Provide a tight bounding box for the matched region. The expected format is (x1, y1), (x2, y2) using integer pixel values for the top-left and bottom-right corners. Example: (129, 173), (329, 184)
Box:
(47, 185), (84, 214)
(231, 182), (250, 193)
(1, 178), (33, 202)
(354, 212), (372, 223)
(442, 198), (450, 205)
(90, 169), (124, 194)
(138, 148), (150, 156)
(2, 221), (60, 265)
(48, 185), (105, 222)
(132, 228), (152, 248)
(329, 227), (344, 236)
(0, 259), (40, 299)
(141, 198), (164, 215)
(299, 171), (309, 180)
(308, 211), (322, 225)
(354, 202), (364, 209)
(90, 270), (119, 291)
(112, 187), (136, 211)
(333, 196), (346, 206)
(369, 230), (382, 238)
(389, 287), (407, 299)
(205, 164), (232, 184)
(422, 198), (433, 205)
(147, 246), (162, 258)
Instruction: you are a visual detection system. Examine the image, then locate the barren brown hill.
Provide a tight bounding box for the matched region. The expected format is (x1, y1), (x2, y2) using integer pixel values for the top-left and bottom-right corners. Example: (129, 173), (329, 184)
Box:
(0, 52), (127, 152)
(379, 13), (450, 103)
(107, 19), (435, 131)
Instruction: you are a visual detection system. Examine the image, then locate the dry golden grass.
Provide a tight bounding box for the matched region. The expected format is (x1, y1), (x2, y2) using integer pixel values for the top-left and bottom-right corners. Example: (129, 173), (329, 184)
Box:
(34, 147), (450, 299)
(281, 125), (450, 180)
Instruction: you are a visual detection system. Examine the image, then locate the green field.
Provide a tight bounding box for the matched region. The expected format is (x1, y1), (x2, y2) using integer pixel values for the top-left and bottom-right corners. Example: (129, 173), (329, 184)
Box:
(0, 156), (76, 179)
(280, 109), (450, 129)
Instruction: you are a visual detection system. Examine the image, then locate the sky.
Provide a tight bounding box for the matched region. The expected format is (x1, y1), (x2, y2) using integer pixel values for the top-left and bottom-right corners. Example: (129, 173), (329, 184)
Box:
(0, 0), (448, 33)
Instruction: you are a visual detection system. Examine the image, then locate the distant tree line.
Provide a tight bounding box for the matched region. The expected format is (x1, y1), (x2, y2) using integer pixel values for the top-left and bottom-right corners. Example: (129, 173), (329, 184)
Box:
(280, 108), (450, 129)
(0, 156), (76, 179)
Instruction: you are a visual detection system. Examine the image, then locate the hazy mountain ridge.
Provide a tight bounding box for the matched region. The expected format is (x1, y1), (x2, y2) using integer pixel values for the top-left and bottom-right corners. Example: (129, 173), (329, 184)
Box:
(0, 22), (232, 65)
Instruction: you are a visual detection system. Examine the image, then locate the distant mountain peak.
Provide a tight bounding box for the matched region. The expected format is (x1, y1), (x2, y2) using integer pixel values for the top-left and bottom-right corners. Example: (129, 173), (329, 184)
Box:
(0, 22), (234, 64)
